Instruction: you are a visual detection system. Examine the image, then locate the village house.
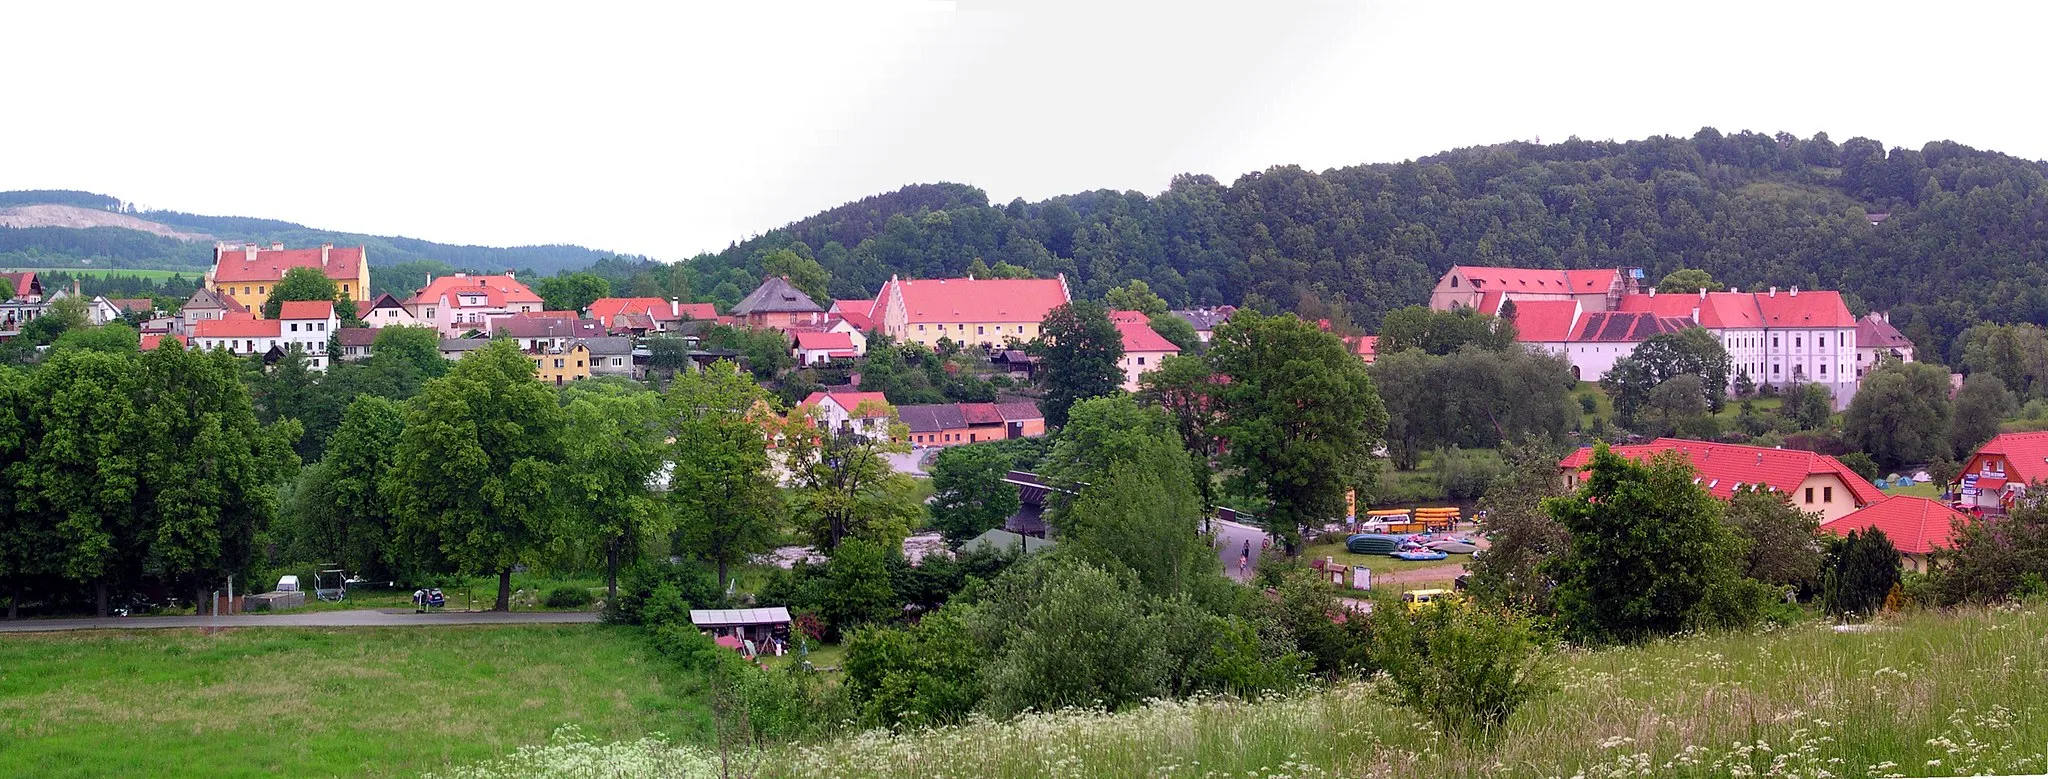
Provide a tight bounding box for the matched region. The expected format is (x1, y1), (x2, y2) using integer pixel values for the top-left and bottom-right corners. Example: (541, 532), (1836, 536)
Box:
(1113, 316), (1180, 391)
(336, 327), (378, 361)
(1820, 495), (1967, 573)
(139, 333), (186, 351)
(405, 273), (545, 337)
(791, 330), (859, 366)
(871, 274), (1072, 349)
(798, 390), (894, 439)
(830, 299), (877, 332)
(1171, 306), (1235, 344)
(1855, 312), (1915, 377)
(1346, 334), (1378, 363)
(587, 297), (718, 332)
(1558, 438), (1884, 522)
(191, 299), (340, 370)
(355, 293), (420, 328)
(729, 277), (826, 330)
(180, 286), (247, 333)
(490, 314), (604, 352)
(438, 337), (493, 361)
(532, 341), (591, 386)
(1951, 431), (2048, 512)
(898, 401), (1044, 447)
(582, 336), (638, 379)
(206, 242), (370, 316)
(0, 271), (47, 338)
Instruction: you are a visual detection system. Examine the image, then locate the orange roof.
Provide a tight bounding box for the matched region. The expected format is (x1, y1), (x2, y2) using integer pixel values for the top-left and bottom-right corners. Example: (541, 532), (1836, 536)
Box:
(277, 300), (335, 320)
(1820, 496), (1967, 555)
(1756, 289), (1855, 328)
(832, 299), (873, 315)
(193, 318), (281, 338)
(354, 300), (375, 318)
(880, 276), (1070, 324)
(1966, 431), (2048, 485)
(408, 274), (542, 308)
(1508, 299), (1580, 342)
(211, 245), (364, 284)
(1615, 291), (1764, 329)
(1451, 265), (1618, 294)
(1559, 438), (1885, 505)
(139, 333), (186, 351)
(1117, 320), (1180, 353)
(586, 297), (716, 326)
(1568, 312), (1694, 343)
(959, 402), (1005, 425)
(1348, 334), (1378, 358)
(800, 391), (890, 415)
(834, 310), (875, 332)
(1108, 309), (1150, 324)
(0, 271), (37, 298)
(793, 331), (856, 350)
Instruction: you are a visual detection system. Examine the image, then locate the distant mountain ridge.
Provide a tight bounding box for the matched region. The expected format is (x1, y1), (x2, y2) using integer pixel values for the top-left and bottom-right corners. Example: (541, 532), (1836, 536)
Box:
(0, 189), (638, 276)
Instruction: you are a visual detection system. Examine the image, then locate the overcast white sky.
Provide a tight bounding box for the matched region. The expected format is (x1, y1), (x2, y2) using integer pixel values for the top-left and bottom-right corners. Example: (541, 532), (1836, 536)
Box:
(3, 1), (2042, 260)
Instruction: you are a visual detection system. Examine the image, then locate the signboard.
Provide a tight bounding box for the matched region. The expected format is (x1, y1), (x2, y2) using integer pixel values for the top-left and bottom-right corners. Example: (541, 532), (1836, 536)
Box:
(1962, 486), (1980, 497)
(1963, 474), (1980, 488)
(1353, 567), (1372, 590)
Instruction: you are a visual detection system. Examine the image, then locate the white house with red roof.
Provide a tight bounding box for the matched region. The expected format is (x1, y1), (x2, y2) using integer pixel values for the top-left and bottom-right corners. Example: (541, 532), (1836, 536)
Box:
(1820, 495), (1968, 573)
(404, 273), (544, 337)
(1952, 431), (2048, 512)
(1559, 438), (1884, 522)
(1430, 266), (1640, 314)
(356, 293), (419, 328)
(792, 330), (860, 366)
(1854, 312), (1915, 378)
(798, 390), (893, 440)
(872, 274), (1071, 349)
(587, 297), (718, 332)
(1113, 318), (1180, 391)
(207, 242), (369, 317)
(191, 299), (339, 370)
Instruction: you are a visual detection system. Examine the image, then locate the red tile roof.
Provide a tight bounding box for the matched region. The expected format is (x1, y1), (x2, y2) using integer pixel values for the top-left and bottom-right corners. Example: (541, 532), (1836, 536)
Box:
(586, 297), (717, 326)
(1616, 291), (1765, 329)
(1756, 290), (1855, 328)
(1965, 431), (2048, 486)
(1349, 334), (1378, 359)
(995, 401), (1042, 421)
(834, 310), (876, 332)
(211, 245), (365, 284)
(832, 299), (874, 315)
(793, 330), (855, 350)
(1117, 321), (1180, 353)
(800, 391), (891, 415)
(1108, 309), (1150, 324)
(277, 300), (335, 320)
(1, 271), (38, 298)
(193, 318), (282, 339)
(1559, 438), (1885, 505)
(1820, 496), (1966, 555)
(139, 333), (186, 351)
(408, 274), (541, 308)
(879, 276), (1070, 324)
(1568, 312), (1694, 343)
(1451, 266), (1618, 294)
(354, 300), (375, 318)
(1475, 289), (1505, 315)
(1508, 299), (1580, 342)
(960, 402), (1005, 425)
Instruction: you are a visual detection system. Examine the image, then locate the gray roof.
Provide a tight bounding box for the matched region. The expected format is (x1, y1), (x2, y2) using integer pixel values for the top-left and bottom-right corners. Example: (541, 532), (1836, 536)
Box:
(491, 316), (603, 339)
(337, 328), (378, 346)
(580, 336), (634, 355)
(1171, 306), (1236, 332)
(690, 607), (792, 627)
(898, 403), (968, 433)
(961, 528), (1055, 555)
(439, 338), (492, 352)
(730, 277), (824, 316)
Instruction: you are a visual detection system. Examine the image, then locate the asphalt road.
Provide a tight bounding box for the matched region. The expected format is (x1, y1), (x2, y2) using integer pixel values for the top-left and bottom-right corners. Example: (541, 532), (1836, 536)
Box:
(0, 609), (599, 634)
(1213, 518), (1272, 581)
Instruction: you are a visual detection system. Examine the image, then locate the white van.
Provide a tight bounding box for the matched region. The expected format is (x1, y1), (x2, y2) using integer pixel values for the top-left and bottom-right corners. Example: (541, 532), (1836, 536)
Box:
(276, 575), (301, 592)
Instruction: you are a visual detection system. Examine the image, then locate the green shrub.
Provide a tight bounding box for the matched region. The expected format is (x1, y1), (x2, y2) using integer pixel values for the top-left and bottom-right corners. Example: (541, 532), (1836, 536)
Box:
(602, 559), (721, 625)
(543, 586), (593, 609)
(1367, 601), (1553, 742)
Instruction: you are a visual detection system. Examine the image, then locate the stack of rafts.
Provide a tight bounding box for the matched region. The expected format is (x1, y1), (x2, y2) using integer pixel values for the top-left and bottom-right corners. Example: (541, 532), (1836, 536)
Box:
(1414, 507), (1461, 532)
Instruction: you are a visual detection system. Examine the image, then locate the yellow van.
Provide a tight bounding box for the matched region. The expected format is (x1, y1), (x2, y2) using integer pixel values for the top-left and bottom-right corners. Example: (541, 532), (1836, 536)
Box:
(1401, 588), (1459, 613)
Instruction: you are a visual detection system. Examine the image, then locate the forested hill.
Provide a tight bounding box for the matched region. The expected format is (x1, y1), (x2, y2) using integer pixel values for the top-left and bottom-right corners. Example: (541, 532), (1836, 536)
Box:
(674, 131), (2048, 363)
(0, 189), (637, 276)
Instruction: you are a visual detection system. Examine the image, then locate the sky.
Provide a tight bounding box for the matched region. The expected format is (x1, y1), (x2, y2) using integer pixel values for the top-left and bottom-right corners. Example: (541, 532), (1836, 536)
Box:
(3, 1), (2044, 260)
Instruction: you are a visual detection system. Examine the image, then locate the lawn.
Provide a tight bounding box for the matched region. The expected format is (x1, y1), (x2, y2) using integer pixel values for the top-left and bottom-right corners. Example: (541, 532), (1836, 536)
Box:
(0, 267), (200, 280)
(1298, 540), (1470, 575)
(0, 625), (708, 778)
(1882, 481), (1941, 499)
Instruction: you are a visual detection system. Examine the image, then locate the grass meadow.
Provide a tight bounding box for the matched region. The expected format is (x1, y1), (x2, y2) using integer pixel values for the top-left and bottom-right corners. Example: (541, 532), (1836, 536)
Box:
(443, 606), (2048, 779)
(0, 625), (708, 778)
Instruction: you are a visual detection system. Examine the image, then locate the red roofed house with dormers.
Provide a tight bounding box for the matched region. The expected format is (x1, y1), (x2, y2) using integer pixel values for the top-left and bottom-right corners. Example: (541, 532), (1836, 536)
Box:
(405, 273), (544, 338)
(1854, 311), (1916, 378)
(1820, 495), (1968, 572)
(872, 274), (1071, 349)
(1953, 431), (2048, 512)
(0, 271), (47, 338)
(207, 242), (369, 317)
(1558, 438), (1884, 522)
(587, 297), (719, 332)
(192, 298), (339, 371)
(1430, 266), (1637, 314)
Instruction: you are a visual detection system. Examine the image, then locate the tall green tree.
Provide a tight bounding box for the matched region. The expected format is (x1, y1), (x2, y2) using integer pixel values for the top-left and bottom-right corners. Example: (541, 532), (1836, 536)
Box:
(386, 341), (566, 610)
(533, 271), (613, 313)
(14, 349), (144, 616)
(1041, 396), (1210, 594)
(1656, 268), (1723, 294)
(1034, 300), (1124, 427)
(262, 266), (342, 319)
(666, 362), (779, 589)
(1137, 353), (1223, 505)
(561, 382), (671, 598)
(1950, 373), (2014, 459)
(1209, 311), (1387, 549)
(1105, 280), (1169, 315)
(301, 395), (408, 579)
(1822, 528), (1902, 616)
(0, 367), (47, 618)
(1602, 328), (1732, 426)
(760, 248), (832, 305)
(927, 445), (1020, 544)
(1465, 438), (1570, 611)
(1843, 360), (1953, 468)
(1543, 444), (1751, 644)
(1722, 486), (1823, 588)
(780, 399), (919, 551)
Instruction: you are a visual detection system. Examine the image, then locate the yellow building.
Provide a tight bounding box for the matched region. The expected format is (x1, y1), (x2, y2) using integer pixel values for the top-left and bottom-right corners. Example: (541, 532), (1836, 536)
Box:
(873, 274), (1071, 349)
(533, 342), (591, 386)
(1558, 438), (1885, 523)
(208, 242), (371, 317)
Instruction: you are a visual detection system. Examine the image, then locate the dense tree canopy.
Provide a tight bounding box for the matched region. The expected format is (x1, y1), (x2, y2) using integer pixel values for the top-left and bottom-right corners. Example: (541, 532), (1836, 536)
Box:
(1034, 301), (1124, 428)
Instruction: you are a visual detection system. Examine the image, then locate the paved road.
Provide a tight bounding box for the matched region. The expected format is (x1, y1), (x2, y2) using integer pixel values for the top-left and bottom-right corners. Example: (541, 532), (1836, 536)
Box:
(0, 609), (599, 634)
(1213, 518), (1272, 581)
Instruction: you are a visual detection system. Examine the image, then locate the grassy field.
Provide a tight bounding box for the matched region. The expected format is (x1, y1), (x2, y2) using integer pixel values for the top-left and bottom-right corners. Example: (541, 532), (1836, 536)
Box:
(0, 267), (200, 280)
(0, 625), (708, 778)
(1881, 481), (1942, 499)
(442, 606), (2048, 777)
(1298, 540), (1470, 575)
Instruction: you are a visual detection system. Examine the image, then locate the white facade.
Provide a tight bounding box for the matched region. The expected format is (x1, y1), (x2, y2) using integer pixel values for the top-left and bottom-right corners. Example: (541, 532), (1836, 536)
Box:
(279, 309), (339, 370)
(1716, 328), (1766, 391)
(1119, 348), (1176, 392)
(1762, 326), (1856, 407)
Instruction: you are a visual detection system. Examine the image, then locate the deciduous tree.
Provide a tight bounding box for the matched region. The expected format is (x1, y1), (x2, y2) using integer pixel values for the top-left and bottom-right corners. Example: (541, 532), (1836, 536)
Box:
(562, 382), (672, 598)
(262, 266), (342, 320)
(666, 362), (778, 589)
(1844, 360), (1952, 467)
(927, 445), (1020, 543)
(1034, 301), (1124, 428)
(533, 271), (613, 314)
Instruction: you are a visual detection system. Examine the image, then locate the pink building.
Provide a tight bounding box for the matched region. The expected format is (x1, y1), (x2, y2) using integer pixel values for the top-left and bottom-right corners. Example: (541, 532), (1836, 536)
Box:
(404, 273), (544, 337)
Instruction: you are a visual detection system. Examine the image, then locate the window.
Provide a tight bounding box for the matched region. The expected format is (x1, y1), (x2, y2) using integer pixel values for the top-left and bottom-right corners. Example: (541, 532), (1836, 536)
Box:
(918, 324), (925, 331)
(1773, 336), (1779, 348)
(1819, 364), (1827, 375)
(1819, 336), (1826, 348)
(290, 323), (299, 332)
(258, 286), (266, 295)
(1138, 356), (1146, 365)
(342, 285), (350, 294)
(554, 359), (565, 368)
(575, 360), (583, 368)
(1823, 486), (1833, 502)
(1773, 364), (1781, 375)
(977, 326), (985, 335)
(1804, 487), (1814, 504)
(318, 323), (326, 331)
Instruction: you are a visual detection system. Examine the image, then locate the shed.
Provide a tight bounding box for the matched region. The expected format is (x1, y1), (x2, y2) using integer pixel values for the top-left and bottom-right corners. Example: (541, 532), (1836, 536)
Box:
(689, 607), (793, 644)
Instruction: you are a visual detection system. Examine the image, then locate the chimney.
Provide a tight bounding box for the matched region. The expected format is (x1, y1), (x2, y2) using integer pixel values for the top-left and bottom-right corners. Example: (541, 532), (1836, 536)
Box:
(1731, 287), (1739, 293)
(1790, 286), (1799, 297)
(670, 298), (680, 317)
(1649, 288), (1657, 297)
(1699, 288), (1707, 300)
(270, 242), (284, 251)
(320, 244), (331, 266)
(243, 243), (258, 261)
(1691, 307), (1700, 323)
(1769, 286), (1777, 297)
(506, 271), (516, 279)
(454, 272), (468, 279)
